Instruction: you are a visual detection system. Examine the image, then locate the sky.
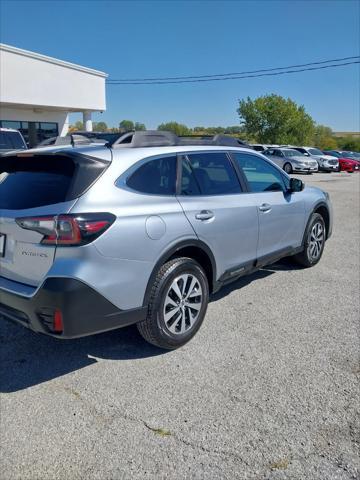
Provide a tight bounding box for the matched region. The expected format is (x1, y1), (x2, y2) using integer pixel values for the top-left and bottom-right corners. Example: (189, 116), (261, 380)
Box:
(0, 0), (359, 131)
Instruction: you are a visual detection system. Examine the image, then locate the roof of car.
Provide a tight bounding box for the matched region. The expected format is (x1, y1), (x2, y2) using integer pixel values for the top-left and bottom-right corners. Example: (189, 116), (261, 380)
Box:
(0, 127), (22, 133)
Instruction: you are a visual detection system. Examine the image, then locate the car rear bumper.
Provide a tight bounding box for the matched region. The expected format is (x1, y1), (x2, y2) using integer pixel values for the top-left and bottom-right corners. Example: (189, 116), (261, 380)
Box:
(0, 277), (147, 339)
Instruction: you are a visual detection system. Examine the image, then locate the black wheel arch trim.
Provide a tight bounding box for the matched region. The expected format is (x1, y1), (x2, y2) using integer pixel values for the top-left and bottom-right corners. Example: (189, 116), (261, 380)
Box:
(302, 201), (330, 244)
(142, 239), (217, 306)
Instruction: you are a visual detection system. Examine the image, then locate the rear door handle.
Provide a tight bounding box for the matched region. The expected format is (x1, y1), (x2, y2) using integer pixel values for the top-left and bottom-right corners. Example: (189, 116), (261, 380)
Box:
(195, 210), (214, 221)
(259, 203), (272, 213)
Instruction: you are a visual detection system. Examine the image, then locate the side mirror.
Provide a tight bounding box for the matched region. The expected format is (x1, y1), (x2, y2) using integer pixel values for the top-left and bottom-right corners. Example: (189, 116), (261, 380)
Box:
(304, 152), (310, 156)
(289, 177), (304, 193)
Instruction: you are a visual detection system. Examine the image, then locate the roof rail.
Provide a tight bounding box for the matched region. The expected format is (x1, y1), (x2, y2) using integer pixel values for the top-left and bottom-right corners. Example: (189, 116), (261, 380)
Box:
(110, 130), (251, 149)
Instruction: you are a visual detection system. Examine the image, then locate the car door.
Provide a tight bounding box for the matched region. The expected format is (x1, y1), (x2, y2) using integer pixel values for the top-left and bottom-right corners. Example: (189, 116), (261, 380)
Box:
(231, 152), (306, 262)
(270, 149), (286, 169)
(176, 151), (259, 278)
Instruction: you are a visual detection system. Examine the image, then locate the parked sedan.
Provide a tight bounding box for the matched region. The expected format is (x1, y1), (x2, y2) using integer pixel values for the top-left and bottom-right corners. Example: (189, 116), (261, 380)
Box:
(264, 148), (318, 174)
(292, 147), (339, 172)
(323, 151), (359, 172)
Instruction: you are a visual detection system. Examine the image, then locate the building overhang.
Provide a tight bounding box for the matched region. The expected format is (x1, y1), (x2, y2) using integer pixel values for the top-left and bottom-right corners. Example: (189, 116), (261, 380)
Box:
(0, 43), (107, 112)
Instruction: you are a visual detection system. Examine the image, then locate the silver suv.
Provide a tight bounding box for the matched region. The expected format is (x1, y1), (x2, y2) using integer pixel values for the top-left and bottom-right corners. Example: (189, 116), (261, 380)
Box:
(0, 132), (333, 349)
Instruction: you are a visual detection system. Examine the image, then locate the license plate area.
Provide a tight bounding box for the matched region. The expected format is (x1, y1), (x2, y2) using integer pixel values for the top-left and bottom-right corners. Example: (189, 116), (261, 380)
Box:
(0, 233), (6, 257)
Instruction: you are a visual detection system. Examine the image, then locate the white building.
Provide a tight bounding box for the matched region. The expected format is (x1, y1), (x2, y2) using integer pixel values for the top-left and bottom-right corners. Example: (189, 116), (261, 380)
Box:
(0, 43), (107, 146)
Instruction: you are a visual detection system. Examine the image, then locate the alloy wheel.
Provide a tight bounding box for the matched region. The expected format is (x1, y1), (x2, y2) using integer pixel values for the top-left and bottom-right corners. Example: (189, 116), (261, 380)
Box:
(163, 274), (203, 335)
(308, 222), (324, 261)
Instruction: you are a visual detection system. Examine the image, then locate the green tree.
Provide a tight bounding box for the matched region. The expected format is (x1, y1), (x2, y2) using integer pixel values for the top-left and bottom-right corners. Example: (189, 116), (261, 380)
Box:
(224, 126), (243, 135)
(135, 122), (146, 131)
(237, 94), (315, 144)
(119, 120), (135, 131)
(157, 122), (192, 136)
(336, 136), (360, 151)
(68, 120), (84, 132)
(312, 124), (337, 150)
(93, 121), (108, 132)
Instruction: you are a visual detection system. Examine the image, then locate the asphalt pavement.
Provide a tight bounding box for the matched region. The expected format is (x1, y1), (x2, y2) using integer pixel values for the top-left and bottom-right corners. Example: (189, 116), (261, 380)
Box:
(0, 171), (359, 480)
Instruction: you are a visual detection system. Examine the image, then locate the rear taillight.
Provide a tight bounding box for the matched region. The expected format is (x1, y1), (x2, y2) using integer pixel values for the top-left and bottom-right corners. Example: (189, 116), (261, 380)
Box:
(16, 213), (115, 246)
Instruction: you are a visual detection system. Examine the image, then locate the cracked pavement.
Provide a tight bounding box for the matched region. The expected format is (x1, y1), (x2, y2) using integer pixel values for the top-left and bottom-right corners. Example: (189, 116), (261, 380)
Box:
(0, 172), (359, 479)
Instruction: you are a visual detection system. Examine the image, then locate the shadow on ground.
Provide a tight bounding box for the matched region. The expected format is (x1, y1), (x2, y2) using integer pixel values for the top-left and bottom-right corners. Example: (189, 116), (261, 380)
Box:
(0, 261), (297, 392)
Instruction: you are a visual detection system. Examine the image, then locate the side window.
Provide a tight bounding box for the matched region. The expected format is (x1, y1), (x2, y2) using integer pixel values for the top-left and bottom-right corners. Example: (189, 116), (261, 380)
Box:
(181, 152), (241, 196)
(233, 153), (286, 193)
(127, 156), (177, 195)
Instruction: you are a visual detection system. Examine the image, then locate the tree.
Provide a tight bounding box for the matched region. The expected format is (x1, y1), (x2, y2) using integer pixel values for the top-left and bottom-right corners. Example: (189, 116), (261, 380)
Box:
(237, 94), (315, 144)
(312, 125), (337, 150)
(93, 121), (108, 132)
(68, 121), (84, 132)
(336, 136), (360, 151)
(157, 122), (192, 136)
(224, 126), (243, 135)
(119, 120), (135, 131)
(135, 122), (146, 131)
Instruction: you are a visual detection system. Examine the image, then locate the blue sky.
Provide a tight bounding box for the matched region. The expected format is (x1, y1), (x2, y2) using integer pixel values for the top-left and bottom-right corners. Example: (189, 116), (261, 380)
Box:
(1, 0), (359, 130)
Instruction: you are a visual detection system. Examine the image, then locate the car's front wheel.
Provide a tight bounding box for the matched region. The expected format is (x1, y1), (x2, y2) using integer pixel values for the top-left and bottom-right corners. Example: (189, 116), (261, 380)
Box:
(137, 257), (209, 349)
(293, 213), (326, 268)
(283, 163), (292, 174)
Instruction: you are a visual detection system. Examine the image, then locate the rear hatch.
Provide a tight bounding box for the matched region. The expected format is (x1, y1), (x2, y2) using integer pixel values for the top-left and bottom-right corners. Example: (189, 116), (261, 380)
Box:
(0, 148), (111, 287)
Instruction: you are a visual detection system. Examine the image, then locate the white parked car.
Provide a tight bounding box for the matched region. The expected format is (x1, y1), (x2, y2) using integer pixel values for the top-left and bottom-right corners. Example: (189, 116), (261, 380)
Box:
(292, 147), (339, 172)
(0, 127), (27, 154)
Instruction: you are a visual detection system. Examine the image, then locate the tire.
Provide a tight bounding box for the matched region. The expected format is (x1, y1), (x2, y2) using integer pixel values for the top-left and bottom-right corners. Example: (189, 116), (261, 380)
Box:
(137, 257), (209, 349)
(293, 213), (326, 268)
(283, 163), (292, 174)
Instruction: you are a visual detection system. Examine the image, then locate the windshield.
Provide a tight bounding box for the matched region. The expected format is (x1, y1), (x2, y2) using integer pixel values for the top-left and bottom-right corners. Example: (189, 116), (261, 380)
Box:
(325, 151), (341, 158)
(308, 148), (324, 156)
(282, 149), (303, 157)
(341, 151), (360, 159)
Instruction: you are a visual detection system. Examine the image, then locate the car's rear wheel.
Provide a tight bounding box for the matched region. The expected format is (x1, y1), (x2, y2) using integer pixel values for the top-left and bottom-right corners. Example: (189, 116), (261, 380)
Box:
(283, 163), (292, 174)
(293, 213), (326, 268)
(137, 257), (209, 349)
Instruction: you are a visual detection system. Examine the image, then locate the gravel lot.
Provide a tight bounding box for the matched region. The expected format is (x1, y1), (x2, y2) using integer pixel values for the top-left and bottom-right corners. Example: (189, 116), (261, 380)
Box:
(0, 172), (359, 480)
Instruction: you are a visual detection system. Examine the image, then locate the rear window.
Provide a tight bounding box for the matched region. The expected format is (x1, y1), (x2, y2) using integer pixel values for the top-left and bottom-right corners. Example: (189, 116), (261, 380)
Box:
(0, 171), (73, 209)
(0, 154), (108, 210)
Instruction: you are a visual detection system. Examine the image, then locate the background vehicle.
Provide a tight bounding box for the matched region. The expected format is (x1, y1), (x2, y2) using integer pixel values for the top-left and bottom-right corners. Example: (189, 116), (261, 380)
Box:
(340, 151), (360, 161)
(0, 132), (332, 349)
(72, 131), (123, 143)
(250, 144), (266, 152)
(325, 150), (360, 165)
(264, 147), (318, 174)
(292, 146), (339, 172)
(36, 133), (110, 148)
(323, 150), (359, 172)
(0, 128), (27, 154)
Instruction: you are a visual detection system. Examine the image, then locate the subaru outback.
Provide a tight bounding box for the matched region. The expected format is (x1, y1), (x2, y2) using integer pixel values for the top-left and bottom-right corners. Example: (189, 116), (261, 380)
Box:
(0, 131), (332, 349)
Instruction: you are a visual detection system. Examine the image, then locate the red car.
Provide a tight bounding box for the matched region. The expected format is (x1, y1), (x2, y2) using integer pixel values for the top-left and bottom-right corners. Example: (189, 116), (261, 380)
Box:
(324, 151), (360, 173)
(338, 158), (359, 172)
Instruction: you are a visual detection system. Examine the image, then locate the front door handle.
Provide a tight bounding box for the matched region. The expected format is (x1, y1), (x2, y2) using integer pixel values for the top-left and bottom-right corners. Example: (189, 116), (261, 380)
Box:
(195, 210), (214, 221)
(259, 203), (272, 213)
